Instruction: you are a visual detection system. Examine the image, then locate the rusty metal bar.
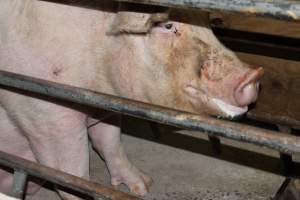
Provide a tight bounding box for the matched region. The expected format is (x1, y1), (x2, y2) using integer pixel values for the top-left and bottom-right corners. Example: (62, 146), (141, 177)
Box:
(0, 150), (140, 200)
(248, 111), (300, 130)
(0, 70), (300, 154)
(10, 170), (28, 199)
(117, 0), (300, 22)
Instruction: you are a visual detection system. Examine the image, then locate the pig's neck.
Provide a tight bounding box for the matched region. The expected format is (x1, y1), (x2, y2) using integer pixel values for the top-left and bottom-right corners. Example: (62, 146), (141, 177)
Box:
(91, 37), (148, 102)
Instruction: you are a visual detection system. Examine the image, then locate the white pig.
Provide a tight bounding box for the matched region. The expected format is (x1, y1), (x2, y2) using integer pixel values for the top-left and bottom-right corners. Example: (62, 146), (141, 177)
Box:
(0, 1), (263, 199)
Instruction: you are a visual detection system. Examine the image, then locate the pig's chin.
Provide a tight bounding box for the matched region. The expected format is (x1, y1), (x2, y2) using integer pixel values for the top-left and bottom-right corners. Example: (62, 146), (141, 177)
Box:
(211, 98), (248, 118)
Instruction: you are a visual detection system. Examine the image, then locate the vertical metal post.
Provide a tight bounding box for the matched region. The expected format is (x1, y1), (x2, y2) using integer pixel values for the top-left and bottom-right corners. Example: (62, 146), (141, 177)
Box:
(277, 125), (293, 174)
(148, 122), (162, 139)
(272, 178), (300, 200)
(10, 169), (28, 199)
(208, 135), (222, 155)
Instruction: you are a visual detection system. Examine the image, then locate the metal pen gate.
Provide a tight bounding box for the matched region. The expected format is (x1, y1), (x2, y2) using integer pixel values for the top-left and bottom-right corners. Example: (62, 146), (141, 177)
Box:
(1, 0), (300, 199)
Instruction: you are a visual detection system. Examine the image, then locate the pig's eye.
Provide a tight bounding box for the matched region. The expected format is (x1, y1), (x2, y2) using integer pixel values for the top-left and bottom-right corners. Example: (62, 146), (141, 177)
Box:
(154, 22), (178, 34)
(164, 23), (173, 30)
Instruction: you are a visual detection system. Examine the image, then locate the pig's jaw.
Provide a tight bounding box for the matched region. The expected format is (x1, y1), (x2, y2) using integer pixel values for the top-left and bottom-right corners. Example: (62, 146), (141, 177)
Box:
(212, 98), (248, 118)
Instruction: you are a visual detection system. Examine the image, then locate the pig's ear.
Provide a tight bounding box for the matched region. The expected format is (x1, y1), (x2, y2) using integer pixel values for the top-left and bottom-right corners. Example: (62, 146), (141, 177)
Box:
(108, 3), (169, 35)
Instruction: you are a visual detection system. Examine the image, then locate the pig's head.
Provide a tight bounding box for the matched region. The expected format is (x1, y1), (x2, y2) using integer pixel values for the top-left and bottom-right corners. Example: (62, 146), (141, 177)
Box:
(106, 4), (263, 118)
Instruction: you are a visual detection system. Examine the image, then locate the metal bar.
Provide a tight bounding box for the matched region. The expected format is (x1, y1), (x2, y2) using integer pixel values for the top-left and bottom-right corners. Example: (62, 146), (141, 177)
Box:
(0, 150), (140, 200)
(1, 70), (300, 154)
(247, 111), (300, 130)
(148, 121), (162, 139)
(10, 170), (28, 199)
(273, 178), (292, 200)
(117, 0), (300, 22)
(208, 136), (222, 155)
(272, 178), (300, 200)
(278, 126), (294, 175)
(280, 154), (293, 175)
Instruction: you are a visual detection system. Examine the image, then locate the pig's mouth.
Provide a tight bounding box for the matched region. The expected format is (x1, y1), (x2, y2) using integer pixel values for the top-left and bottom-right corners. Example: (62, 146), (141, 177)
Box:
(212, 98), (248, 118)
(184, 84), (249, 118)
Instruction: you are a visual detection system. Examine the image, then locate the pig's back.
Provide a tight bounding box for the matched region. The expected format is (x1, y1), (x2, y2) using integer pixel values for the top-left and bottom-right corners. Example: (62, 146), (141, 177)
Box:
(0, 0), (116, 89)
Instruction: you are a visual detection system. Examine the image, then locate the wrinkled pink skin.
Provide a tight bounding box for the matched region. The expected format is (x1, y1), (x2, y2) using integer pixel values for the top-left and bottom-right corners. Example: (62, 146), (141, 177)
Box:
(0, 1), (263, 199)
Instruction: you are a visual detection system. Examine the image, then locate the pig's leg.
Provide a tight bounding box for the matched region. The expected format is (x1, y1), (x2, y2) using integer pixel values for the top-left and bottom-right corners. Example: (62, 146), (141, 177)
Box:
(1, 96), (89, 200)
(88, 114), (152, 196)
(0, 106), (42, 195)
(24, 112), (89, 200)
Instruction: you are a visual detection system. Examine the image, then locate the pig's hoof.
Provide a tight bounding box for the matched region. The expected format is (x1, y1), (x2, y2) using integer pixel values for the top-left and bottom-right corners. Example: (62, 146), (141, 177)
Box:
(111, 167), (152, 196)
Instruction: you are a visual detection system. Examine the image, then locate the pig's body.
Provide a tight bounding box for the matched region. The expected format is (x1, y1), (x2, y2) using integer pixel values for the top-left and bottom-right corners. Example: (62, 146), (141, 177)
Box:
(0, 0), (263, 199)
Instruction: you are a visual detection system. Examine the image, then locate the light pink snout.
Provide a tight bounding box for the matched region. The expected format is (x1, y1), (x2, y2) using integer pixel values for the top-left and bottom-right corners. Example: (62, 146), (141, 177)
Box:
(234, 67), (264, 107)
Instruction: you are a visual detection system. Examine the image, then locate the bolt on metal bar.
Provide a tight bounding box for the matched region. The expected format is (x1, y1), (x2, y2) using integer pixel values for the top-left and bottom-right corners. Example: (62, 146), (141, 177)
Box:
(0, 150), (140, 200)
(1, 70), (300, 154)
(10, 170), (28, 199)
(117, 0), (300, 22)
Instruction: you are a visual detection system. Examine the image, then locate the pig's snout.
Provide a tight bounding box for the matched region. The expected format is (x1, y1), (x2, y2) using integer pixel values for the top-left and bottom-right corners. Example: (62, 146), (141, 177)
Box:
(234, 67), (264, 107)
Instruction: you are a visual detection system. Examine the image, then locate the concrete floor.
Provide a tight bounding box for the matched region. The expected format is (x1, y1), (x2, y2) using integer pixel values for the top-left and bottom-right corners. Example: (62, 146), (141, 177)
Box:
(26, 116), (286, 200)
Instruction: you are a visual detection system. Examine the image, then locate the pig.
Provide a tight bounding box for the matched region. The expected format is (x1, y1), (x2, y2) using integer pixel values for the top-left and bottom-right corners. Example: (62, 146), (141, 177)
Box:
(0, 0), (263, 199)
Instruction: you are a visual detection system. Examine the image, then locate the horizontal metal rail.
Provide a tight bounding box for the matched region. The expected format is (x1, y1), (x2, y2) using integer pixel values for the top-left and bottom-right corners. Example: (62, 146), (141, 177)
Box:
(0, 150), (140, 200)
(0, 70), (300, 154)
(117, 0), (300, 22)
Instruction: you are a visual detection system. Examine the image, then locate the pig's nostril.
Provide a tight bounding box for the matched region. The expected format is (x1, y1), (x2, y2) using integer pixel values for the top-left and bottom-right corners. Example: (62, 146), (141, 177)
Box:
(235, 82), (259, 107)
